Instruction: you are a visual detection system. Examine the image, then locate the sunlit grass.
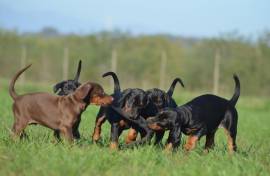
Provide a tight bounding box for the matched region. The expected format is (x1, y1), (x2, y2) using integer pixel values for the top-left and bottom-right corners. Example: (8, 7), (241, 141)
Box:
(0, 84), (269, 175)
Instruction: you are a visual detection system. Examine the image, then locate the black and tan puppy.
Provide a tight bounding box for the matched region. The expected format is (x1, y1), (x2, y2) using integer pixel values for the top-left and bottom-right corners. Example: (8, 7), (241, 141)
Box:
(53, 60), (82, 96)
(92, 72), (150, 149)
(109, 88), (150, 148)
(125, 78), (184, 145)
(9, 64), (113, 142)
(147, 75), (240, 153)
(92, 72), (122, 143)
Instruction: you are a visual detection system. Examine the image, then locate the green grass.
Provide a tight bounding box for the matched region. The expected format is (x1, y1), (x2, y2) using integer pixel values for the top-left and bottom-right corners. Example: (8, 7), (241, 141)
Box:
(0, 84), (270, 176)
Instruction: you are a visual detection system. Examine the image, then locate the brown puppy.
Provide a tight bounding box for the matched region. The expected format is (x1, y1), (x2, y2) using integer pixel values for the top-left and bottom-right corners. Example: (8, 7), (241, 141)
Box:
(9, 64), (113, 142)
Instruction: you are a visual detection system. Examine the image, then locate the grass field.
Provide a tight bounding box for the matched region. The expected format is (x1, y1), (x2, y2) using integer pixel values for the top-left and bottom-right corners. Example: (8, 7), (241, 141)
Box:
(0, 83), (269, 176)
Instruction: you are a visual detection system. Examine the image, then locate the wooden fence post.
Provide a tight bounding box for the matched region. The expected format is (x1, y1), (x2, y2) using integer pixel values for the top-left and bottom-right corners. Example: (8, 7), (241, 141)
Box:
(63, 47), (69, 80)
(213, 49), (221, 94)
(20, 45), (26, 85)
(159, 51), (167, 89)
(42, 54), (49, 81)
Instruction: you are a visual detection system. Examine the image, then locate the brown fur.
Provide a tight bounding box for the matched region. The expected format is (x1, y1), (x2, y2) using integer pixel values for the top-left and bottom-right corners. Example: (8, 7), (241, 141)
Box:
(92, 115), (106, 141)
(125, 128), (138, 144)
(184, 136), (199, 151)
(165, 143), (173, 151)
(148, 123), (164, 131)
(224, 129), (237, 154)
(110, 142), (118, 149)
(9, 64), (113, 142)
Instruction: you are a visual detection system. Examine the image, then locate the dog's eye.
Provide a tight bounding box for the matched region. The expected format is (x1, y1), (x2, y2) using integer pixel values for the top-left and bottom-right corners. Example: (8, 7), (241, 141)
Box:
(134, 97), (141, 106)
(133, 98), (138, 104)
(143, 98), (148, 105)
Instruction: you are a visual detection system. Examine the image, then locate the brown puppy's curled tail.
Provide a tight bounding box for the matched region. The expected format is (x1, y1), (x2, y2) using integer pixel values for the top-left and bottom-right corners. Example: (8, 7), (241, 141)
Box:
(167, 78), (185, 97)
(229, 74), (240, 106)
(9, 64), (32, 100)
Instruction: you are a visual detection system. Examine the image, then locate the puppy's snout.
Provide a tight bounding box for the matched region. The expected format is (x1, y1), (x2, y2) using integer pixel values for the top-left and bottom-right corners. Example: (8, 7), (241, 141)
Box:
(140, 102), (145, 107)
(100, 95), (114, 106)
(106, 95), (114, 104)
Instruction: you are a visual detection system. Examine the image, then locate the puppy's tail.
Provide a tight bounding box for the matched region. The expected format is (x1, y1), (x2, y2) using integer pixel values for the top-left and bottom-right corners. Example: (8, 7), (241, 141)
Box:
(167, 78), (185, 97)
(229, 74), (240, 106)
(74, 60), (82, 81)
(9, 64), (32, 100)
(102, 71), (121, 94)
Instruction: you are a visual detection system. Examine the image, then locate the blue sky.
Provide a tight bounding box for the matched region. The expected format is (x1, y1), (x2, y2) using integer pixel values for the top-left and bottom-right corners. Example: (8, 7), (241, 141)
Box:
(0, 0), (269, 37)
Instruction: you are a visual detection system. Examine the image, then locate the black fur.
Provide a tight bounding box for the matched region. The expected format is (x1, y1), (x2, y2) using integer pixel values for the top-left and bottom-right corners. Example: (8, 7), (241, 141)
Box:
(147, 75), (240, 152)
(134, 78), (185, 145)
(143, 78), (184, 117)
(53, 60), (82, 96)
(92, 72), (151, 148)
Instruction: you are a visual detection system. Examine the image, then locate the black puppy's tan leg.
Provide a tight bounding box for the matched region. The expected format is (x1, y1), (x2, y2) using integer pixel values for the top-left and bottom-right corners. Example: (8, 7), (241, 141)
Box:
(184, 127), (206, 151)
(110, 123), (120, 149)
(154, 131), (165, 145)
(204, 132), (216, 152)
(125, 128), (138, 144)
(165, 127), (181, 151)
(92, 115), (106, 142)
(222, 109), (238, 154)
(135, 121), (154, 146)
(224, 129), (237, 154)
(184, 135), (199, 151)
(127, 126), (154, 147)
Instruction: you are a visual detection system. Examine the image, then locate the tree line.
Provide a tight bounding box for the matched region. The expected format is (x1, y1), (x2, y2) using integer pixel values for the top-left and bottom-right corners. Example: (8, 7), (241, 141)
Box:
(0, 28), (269, 96)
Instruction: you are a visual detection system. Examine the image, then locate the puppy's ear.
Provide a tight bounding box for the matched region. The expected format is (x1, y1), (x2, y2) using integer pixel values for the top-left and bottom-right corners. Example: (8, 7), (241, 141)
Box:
(164, 94), (170, 106)
(146, 92), (152, 101)
(53, 81), (66, 93)
(145, 94), (150, 106)
(74, 83), (92, 100)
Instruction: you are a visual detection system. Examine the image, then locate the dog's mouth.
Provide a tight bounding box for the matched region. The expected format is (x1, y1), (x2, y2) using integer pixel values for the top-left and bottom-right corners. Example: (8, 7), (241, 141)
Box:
(99, 102), (110, 107)
(148, 123), (164, 131)
(91, 102), (109, 107)
(91, 96), (114, 106)
(146, 117), (163, 131)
